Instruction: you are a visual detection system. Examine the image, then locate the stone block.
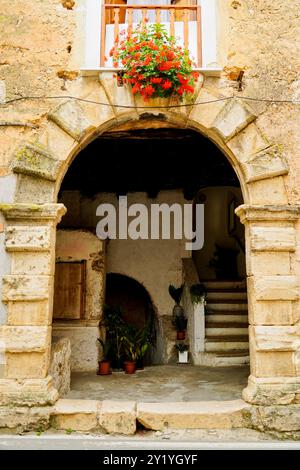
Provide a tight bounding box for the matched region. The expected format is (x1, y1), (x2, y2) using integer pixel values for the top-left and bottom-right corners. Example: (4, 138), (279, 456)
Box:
(0, 405), (51, 432)
(51, 399), (99, 431)
(137, 401), (250, 430)
(6, 351), (50, 379)
(248, 177), (289, 204)
(252, 404), (300, 432)
(251, 351), (296, 377)
(0, 203), (67, 223)
(189, 87), (227, 129)
(5, 225), (52, 252)
(227, 123), (270, 163)
(251, 325), (300, 351)
(0, 376), (58, 406)
(2, 325), (51, 352)
(2, 275), (51, 301)
(99, 400), (136, 435)
(49, 337), (71, 397)
(7, 300), (52, 326)
(48, 100), (95, 141)
(248, 300), (294, 326)
(243, 375), (300, 405)
(52, 325), (99, 372)
(99, 73), (137, 118)
(11, 252), (54, 276)
(247, 252), (291, 276)
(248, 275), (299, 301)
(250, 226), (296, 251)
(37, 121), (77, 162)
(15, 175), (55, 204)
(13, 143), (62, 182)
(80, 87), (115, 128)
(242, 145), (289, 183)
(211, 99), (256, 141)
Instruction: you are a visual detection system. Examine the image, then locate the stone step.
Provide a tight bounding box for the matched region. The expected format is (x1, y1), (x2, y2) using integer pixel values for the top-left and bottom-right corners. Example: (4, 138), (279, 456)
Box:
(206, 291), (247, 304)
(205, 340), (249, 352)
(206, 327), (248, 336)
(206, 314), (248, 323)
(215, 350), (249, 357)
(206, 335), (249, 342)
(206, 321), (248, 328)
(206, 291), (247, 300)
(206, 303), (248, 312)
(206, 298), (248, 304)
(137, 400), (251, 430)
(203, 280), (247, 290)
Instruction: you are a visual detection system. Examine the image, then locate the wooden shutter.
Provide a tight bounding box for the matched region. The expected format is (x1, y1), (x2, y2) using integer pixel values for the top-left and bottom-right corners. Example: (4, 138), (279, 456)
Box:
(53, 262), (85, 320)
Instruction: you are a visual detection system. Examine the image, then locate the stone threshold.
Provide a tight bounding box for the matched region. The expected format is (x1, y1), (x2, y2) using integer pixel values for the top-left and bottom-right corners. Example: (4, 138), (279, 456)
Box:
(50, 398), (251, 435)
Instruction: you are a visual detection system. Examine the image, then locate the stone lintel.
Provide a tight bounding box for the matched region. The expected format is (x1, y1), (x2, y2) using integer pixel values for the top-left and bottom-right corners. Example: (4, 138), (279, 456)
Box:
(236, 204), (300, 225)
(0, 203), (66, 223)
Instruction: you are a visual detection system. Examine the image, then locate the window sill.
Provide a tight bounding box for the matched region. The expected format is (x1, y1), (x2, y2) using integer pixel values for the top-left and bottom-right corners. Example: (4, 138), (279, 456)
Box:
(80, 66), (223, 78)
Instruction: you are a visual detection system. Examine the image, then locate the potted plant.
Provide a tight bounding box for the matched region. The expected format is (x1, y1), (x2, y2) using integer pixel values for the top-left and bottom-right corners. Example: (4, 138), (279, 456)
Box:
(121, 332), (139, 375)
(99, 305), (127, 371)
(97, 338), (112, 375)
(190, 283), (207, 304)
(169, 284), (184, 321)
(174, 314), (188, 340)
(175, 342), (189, 363)
(110, 23), (200, 102)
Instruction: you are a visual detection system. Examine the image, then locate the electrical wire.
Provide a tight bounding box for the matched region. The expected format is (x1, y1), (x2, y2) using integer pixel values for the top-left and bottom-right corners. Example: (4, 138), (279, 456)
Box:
(1, 94), (300, 109)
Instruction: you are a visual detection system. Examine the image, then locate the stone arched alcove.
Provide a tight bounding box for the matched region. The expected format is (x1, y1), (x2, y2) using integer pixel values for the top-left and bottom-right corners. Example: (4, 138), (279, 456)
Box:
(0, 77), (299, 408)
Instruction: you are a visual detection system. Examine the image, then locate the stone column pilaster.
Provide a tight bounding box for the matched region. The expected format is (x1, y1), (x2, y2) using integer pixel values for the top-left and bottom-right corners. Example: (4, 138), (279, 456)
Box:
(0, 203), (66, 405)
(236, 204), (300, 405)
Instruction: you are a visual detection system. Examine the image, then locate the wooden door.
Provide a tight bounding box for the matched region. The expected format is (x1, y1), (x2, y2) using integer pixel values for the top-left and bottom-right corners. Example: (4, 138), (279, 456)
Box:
(53, 261), (85, 320)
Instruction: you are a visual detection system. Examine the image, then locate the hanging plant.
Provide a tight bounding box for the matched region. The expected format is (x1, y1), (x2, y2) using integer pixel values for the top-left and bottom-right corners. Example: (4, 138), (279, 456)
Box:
(110, 23), (200, 102)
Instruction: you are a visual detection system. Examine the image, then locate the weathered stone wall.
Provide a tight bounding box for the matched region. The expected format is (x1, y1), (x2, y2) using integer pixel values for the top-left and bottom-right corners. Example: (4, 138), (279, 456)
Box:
(49, 336), (71, 397)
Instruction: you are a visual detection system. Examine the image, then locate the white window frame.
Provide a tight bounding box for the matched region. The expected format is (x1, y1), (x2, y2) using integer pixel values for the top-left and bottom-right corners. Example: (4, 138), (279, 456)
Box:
(81, 0), (221, 75)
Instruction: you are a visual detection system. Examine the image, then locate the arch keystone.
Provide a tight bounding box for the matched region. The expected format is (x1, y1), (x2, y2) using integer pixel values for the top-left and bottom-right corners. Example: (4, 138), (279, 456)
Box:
(48, 100), (95, 141)
(12, 143), (62, 182)
(211, 98), (256, 142)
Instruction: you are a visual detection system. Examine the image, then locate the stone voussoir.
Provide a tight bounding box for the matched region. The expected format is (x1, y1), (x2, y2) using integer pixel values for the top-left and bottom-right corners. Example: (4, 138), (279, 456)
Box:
(242, 145), (289, 183)
(211, 98), (256, 142)
(50, 399), (100, 431)
(99, 400), (137, 435)
(137, 400), (251, 431)
(48, 100), (95, 141)
(12, 143), (62, 182)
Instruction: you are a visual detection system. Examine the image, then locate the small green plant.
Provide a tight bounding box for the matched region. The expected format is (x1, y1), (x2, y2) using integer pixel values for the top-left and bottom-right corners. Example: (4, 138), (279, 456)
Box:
(65, 428), (74, 435)
(97, 337), (112, 361)
(175, 342), (189, 352)
(190, 283), (206, 304)
(168, 284), (184, 305)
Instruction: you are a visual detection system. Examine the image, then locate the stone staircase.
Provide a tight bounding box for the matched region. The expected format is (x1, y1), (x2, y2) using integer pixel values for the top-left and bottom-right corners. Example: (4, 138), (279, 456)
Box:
(203, 280), (249, 366)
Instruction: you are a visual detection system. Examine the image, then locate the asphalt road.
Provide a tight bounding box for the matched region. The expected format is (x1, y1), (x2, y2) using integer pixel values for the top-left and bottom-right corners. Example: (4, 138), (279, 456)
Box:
(0, 435), (300, 450)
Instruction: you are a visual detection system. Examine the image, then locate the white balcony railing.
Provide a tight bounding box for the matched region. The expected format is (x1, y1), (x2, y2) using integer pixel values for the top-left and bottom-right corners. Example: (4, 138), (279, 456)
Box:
(83, 0), (221, 75)
(100, 4), (202, 68)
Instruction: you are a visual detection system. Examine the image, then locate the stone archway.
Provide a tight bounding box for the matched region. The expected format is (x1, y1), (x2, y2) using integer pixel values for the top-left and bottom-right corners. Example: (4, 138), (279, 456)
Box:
(0, 77), (299, 410)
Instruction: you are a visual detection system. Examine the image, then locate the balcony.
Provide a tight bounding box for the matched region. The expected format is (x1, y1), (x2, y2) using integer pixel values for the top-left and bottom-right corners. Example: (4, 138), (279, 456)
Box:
(100, 4), (202, 68)
(82, 0), (221, 76)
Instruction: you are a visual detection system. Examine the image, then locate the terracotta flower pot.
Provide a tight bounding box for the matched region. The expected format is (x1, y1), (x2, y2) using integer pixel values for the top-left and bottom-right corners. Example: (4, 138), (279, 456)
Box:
(177, 330), (186, 340)
(124, 361), (136, 374)
(98, 360), (111, 375)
